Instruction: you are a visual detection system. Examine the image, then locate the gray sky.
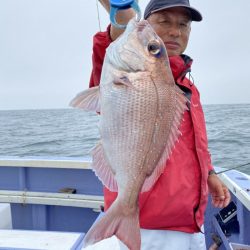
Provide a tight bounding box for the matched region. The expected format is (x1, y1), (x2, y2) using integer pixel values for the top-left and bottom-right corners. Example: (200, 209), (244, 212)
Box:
(0, 0), (250, 110)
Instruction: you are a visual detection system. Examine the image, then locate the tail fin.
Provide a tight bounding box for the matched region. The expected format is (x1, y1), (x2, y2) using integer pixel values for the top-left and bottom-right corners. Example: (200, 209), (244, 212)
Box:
(83, 200), (140, 250)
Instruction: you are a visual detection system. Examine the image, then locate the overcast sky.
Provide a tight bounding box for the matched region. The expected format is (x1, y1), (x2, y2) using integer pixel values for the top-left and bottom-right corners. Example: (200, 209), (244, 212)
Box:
(0, 0), (250, 110)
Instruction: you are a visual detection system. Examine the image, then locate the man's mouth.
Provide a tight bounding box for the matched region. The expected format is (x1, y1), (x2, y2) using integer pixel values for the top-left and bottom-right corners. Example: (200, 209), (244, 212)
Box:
(165, 41), (180, 50)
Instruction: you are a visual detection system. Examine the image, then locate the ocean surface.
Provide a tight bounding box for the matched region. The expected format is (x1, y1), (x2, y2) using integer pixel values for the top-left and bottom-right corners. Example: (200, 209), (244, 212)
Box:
(0, 104), (250, 174)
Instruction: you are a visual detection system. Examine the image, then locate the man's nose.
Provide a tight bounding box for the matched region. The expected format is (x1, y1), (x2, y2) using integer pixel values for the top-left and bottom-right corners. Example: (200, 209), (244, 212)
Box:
(168, 26), (181, 37)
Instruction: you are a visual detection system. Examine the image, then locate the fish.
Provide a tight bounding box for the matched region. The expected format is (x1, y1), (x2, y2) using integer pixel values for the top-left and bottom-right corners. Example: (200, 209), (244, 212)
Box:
(70, 18), (188, 250)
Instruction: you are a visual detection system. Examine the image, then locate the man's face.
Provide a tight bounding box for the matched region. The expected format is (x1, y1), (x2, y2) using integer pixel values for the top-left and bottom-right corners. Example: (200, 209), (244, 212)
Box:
(147, 7), (191, 56)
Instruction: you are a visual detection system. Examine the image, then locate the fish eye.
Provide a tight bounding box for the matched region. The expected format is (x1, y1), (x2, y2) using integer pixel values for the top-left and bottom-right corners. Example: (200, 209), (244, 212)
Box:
(148, 42), (161, 55)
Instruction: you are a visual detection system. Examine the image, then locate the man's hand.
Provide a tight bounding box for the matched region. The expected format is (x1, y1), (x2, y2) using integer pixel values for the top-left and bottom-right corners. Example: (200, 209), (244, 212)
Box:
(99, 0), (137, 41)
(207, 173), (231, 208)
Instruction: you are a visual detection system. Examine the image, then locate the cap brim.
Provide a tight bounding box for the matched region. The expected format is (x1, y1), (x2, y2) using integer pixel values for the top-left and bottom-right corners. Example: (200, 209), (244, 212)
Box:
(149, 4), (202, 21)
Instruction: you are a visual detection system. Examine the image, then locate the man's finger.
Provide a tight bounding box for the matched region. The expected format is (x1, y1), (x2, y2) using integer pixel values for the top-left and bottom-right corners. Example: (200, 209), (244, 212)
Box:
(223, 188), (231, 207)
(212, 196), (224, 208)
(212, 188), (231, 208)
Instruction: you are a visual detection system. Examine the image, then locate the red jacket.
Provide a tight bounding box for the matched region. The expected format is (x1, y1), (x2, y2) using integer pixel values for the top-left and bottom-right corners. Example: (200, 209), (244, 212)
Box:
(89, 26), (213, 233)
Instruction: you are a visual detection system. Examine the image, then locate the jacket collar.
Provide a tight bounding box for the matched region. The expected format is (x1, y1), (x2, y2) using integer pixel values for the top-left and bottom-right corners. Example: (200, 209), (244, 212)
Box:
(169, 54), (193, 82)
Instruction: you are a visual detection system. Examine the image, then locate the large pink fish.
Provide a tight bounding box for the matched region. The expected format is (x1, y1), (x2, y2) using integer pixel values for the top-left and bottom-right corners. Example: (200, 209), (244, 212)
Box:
(70, 18), (188, 250)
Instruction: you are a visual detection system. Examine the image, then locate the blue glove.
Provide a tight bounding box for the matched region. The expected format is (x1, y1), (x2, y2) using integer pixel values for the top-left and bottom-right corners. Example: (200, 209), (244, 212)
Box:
(110, 0), (141, 29)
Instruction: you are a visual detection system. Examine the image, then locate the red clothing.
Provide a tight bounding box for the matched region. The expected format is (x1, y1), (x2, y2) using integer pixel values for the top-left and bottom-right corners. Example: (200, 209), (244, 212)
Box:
(89, 27), (213, 233)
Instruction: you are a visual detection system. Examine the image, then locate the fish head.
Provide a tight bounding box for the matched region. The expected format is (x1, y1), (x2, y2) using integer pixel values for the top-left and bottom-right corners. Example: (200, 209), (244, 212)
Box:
(106, 18), (169, 74)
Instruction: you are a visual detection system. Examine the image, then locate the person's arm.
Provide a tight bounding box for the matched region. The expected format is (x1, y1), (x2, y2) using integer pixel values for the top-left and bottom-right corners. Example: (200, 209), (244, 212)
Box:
(99, 0), (136, 41)
(194, 90), (231, 209)
(206, 152), (230, 208)
(207, 172), (231, 208)
(89, 27), (112, 88)
(206, 140), (230, 208)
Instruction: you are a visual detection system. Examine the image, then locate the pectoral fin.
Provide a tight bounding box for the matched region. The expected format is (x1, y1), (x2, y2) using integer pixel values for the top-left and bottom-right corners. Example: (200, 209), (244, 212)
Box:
(69, 86), (100, 112)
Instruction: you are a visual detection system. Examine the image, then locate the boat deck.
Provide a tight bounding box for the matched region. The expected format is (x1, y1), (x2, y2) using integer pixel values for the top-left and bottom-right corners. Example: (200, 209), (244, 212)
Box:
(0, 157), (249, 249)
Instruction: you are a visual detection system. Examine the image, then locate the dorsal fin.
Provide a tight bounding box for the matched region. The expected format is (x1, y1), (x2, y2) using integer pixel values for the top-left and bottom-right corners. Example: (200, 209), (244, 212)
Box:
(141, 86), (188, 192)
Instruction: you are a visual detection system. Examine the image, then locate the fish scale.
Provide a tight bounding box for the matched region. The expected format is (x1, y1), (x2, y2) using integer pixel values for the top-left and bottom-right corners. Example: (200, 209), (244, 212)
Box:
(70, 18), (188, 250)
(102, 79), (158, 166)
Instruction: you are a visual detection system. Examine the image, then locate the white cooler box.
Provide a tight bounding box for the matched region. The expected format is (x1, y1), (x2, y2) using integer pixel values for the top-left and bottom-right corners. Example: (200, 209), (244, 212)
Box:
(0, 230), (84, 250)
(0, 204), (12, 229)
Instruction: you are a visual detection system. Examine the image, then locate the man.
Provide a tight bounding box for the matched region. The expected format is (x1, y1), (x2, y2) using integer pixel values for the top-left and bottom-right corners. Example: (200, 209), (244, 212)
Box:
(89, 0), (231, 249)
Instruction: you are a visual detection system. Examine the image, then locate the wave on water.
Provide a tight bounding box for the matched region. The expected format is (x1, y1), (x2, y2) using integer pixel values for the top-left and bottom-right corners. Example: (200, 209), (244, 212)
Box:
(203, 104), (250, 174)
(0, 104), (250, 174)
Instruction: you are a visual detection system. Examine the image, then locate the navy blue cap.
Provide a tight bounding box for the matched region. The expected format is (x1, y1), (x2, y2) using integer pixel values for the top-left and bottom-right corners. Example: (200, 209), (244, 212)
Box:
(144, 0), (202, 21)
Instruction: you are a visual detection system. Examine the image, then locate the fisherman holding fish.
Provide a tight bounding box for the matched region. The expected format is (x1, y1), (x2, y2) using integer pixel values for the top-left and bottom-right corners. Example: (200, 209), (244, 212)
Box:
(71, 0), (231, 249)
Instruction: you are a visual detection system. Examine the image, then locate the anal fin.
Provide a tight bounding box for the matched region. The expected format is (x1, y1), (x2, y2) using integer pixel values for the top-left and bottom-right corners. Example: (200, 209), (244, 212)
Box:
(91, 142), (118, 192)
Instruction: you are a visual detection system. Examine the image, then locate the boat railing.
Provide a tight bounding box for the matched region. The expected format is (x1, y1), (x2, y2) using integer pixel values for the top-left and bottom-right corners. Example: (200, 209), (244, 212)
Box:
(217, 169), (250, 211)
(0, 158), (249, 211)
(0, 157), (104, 211)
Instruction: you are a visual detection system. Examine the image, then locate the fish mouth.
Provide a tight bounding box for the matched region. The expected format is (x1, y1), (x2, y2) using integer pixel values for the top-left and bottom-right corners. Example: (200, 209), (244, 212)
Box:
(136, 20), (150, 32)
(135, 19), (160, 49)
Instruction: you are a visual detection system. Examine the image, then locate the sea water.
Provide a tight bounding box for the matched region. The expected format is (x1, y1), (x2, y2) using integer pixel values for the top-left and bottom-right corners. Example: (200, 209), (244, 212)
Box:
(0, 104), (249, 174)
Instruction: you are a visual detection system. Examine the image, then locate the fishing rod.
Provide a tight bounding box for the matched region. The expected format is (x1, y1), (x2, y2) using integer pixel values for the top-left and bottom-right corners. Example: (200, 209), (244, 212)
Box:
(216, 162), (250, 175)
(96, 0), (102, 31)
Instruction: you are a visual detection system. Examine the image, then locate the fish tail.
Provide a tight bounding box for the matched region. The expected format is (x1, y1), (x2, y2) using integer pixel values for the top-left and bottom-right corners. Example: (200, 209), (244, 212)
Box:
(83, 200), (140, 250)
